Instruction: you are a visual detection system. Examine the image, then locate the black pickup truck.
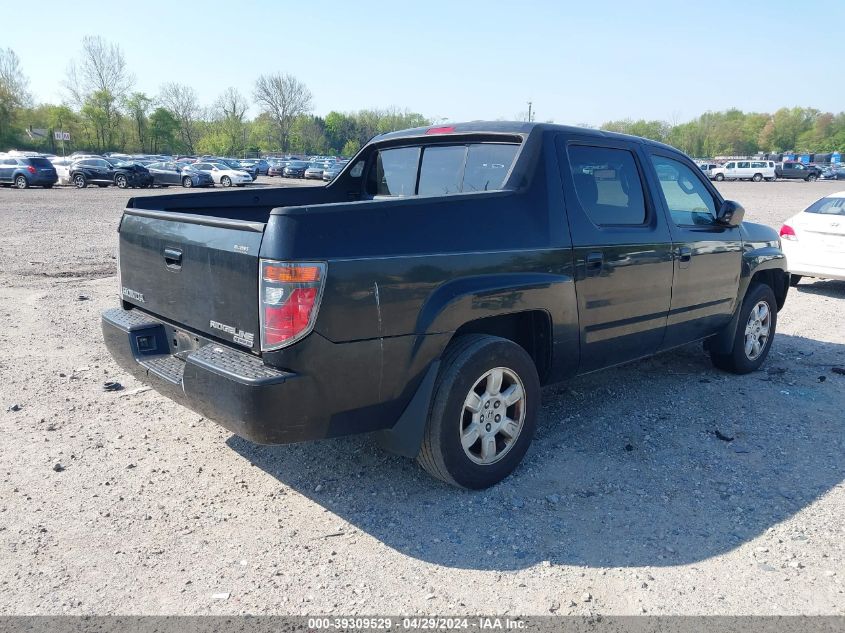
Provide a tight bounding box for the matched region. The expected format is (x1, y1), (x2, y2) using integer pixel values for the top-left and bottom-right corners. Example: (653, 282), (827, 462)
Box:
(775, 161), (822, 181)
(102, 122), (789, 489)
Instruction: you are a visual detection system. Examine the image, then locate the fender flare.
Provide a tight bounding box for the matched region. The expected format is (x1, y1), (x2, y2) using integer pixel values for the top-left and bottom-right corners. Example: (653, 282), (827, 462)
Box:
(708, 247), (787, 355)
(376, 272), (576, 458)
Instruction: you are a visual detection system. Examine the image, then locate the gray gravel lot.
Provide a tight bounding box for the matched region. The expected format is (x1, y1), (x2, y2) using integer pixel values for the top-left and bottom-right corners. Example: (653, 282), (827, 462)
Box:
(0, 178), (843, 615)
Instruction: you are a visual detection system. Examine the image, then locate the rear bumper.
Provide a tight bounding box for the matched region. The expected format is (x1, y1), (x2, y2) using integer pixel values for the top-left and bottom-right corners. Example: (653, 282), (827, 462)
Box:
(102, 307), (331, 444)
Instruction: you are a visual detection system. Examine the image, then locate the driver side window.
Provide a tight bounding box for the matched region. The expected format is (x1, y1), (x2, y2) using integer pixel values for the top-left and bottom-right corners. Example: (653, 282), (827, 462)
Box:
(650, 155), (717, 226)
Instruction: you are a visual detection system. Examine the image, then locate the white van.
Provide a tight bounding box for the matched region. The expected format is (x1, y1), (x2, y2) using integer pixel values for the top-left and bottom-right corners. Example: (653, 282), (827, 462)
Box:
(711, 160), (776, 182)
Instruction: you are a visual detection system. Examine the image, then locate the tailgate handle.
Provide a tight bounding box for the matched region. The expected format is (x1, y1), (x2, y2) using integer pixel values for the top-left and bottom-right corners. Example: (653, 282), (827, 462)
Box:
(163, 247), (183, 269)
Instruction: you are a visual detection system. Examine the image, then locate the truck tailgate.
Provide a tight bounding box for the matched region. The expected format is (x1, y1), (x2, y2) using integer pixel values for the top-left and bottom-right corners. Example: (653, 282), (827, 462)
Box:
(118, 209), (263, 352)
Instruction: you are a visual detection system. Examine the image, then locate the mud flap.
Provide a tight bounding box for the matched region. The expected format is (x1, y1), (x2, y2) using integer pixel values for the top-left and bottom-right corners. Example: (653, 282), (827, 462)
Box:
(374, 360), (440, 458)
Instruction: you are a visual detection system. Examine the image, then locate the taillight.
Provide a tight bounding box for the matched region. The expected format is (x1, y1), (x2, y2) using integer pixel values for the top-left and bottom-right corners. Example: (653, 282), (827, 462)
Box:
(259, 260), (326, 351)
(27, 165), (36, 174)
(779, 224), (797, 241)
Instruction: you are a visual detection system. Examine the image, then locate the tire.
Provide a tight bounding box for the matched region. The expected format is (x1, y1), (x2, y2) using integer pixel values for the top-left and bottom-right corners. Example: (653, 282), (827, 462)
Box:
(715, 173), (725, 181)
(417, 334), (540, 489)
(14, 175), (28, 189)
(789, 274), (802, 287)
(752, 173), (763, 182)
(115, 174), (128, 189)
(710, 283), (777, 374)
(73, 174), (87, 188)
(182, 177), (193, 188)
(221, 176), (232, 187)
(806, 174), (817, 182)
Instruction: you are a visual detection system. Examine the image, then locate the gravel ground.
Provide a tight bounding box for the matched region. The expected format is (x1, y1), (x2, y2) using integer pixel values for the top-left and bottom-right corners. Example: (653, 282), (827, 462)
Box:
(0, 178), (843, 616)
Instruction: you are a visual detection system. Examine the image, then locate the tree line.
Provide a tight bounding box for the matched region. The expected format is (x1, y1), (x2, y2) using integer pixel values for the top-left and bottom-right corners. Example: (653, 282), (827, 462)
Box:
(600, 107), (845, 157)
(0, 38), (429, 157)
(2, 38), (843, 159)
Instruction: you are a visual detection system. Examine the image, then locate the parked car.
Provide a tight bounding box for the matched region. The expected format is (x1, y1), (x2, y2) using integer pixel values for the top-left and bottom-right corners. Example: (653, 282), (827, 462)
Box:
(775, 161), (822, 181)
(50, 157), (75, 186)
(240, 158), (270, 175)
(780, 191), (845, 285)
(322, 161), (347, 181)
(711, 160), (776, 182)
(283, 160), (309, 178)
(697, 162), (718, 178)
(820, 166), (845, 180)
(147, 162), (214, 188)
(70, 158), (153, 189)
(304, 162), (325, 179)
(219, 158), (259, 181)
(190, 161), (252, 187)
(0, 155), (58, 188)
(102, 121), (789, 489)
(267, 160), (289, 177)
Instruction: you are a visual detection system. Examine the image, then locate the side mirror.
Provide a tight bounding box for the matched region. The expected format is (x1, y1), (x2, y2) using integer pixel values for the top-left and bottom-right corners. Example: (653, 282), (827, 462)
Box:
(717, 200), (744, 227)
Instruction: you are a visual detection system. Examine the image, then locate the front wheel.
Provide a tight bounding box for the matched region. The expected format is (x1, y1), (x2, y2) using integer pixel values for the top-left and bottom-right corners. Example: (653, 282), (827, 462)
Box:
(221, 176), (232, 187)
(182, 177), (193, 188)
(14, 175), (28, 189)
(715, 173), (725, 181)
(710, 283), (777, 374)
(417, 335), (540, 489)
(115, 174), (128, 188)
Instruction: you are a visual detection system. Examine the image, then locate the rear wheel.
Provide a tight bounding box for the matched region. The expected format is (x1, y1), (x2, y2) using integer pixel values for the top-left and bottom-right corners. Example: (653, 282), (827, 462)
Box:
(73, 174), (87, 188)
(14, 175), (28, 189)
(789, 274), (802, 287)
(715, 173), (725, 181)
(221, 176), (232, 187)
(182, 176), (193, 188)
(752, 173), (763, 182)
(417, 334), (540, 489)
(710, 283), (777, 374)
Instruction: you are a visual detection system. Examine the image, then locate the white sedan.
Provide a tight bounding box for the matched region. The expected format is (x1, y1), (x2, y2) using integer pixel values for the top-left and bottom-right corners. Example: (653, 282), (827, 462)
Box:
(190, 161), (252, 187)
(780, 191), (845, 285)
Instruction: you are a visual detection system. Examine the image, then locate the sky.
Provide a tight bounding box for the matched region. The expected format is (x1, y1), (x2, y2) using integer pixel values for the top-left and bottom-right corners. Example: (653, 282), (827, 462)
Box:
(3, 0), (843, 126)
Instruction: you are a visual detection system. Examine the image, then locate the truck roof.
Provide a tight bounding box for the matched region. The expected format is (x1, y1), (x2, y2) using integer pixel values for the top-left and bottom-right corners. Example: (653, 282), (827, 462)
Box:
(375, 120), (680, 153)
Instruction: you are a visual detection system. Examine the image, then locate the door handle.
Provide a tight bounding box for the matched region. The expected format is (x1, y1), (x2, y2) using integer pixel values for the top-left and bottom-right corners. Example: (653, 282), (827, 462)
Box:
(676, 246), (692, 269)
(164, 247), (183, 269)
(585, 251), (603, 276)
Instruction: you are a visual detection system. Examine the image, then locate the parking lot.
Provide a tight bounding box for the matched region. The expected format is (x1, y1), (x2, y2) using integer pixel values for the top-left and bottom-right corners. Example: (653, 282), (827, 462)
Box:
(0, 179), (843, 615)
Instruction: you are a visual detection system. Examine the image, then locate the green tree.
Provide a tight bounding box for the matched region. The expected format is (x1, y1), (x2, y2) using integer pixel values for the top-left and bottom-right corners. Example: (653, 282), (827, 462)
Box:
(148, 107), (179, 153)
(0, 48), (31, 146)
(124, 92), (153, 152)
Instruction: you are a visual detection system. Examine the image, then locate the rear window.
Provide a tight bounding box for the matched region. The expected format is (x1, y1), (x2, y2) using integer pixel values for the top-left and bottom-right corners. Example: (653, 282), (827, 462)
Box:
(366, 143), (518, 197)
(806, 196), (845, 215)
(29, 158), (54, 168)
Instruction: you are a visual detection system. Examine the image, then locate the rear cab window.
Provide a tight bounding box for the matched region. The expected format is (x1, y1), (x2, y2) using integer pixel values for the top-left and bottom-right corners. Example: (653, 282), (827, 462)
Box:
(364, 141), (519, 198)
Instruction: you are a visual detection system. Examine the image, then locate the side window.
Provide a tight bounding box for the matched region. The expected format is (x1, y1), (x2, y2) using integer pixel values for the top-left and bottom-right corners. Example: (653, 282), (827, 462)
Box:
(725, 162), (735, 169)
(1, 158), (17, 165)
(366, 147), (420, 196)
(737, 161), (750, 169)
(418, 146), (465, 196)
(567, 145), (647, 226)
(650, 155), (718, 227)
(463, 143), (519, 192)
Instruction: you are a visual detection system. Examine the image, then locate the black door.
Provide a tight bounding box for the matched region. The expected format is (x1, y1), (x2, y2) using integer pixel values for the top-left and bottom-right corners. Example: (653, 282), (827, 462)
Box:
(645, 151), (743, 349)
(556, 136), (674, 372)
